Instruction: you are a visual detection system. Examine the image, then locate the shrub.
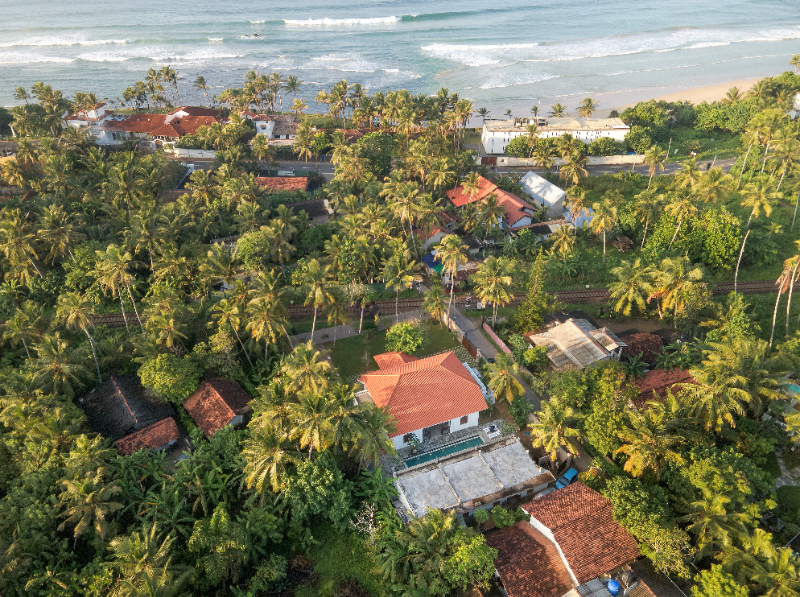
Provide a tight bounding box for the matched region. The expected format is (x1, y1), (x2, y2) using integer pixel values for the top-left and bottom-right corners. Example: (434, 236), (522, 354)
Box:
(385, 322), (424, 354)
(138, 353), (203, 404)
(505, 135), (533, 158)
(490, 505), (517, 529)
(624, 125), (654, 154)
(587, 137), (626, 157)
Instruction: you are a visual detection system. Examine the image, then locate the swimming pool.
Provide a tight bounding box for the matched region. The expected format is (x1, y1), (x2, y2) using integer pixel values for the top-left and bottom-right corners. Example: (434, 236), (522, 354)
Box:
(404, 436), (485, 468)
(786, 383), (800, 395)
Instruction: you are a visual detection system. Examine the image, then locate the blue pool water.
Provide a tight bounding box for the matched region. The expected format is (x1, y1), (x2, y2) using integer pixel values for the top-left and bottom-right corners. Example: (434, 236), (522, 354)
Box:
(404, 436), (484, 468)
(787, 384), (800, 395)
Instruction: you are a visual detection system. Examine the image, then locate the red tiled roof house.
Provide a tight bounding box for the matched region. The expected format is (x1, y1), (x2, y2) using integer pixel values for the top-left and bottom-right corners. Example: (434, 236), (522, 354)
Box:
(357, 351), (489, 450)
(183, 379), (253, 437)
(488, 482), (640, 597)
(446, 175), (539, 230)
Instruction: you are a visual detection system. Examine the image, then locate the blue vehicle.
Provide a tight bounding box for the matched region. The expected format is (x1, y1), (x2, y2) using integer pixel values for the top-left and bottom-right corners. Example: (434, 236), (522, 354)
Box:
(555, 468), (578, 489)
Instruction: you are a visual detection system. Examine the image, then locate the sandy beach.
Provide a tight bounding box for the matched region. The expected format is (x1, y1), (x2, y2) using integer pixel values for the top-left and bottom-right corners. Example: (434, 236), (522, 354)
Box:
(607, 77), (767, 113)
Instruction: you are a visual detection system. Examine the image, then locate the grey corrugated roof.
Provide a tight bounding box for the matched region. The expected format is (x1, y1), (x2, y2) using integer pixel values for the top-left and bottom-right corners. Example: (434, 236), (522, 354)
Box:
(521, 171), (566, 207)
(529, 319), (622, 369)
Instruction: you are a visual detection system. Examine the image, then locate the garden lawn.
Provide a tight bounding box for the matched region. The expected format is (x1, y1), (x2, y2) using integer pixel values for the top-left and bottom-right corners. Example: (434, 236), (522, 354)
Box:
(296, 524), (387, 597)
(323, 319), (461, 383)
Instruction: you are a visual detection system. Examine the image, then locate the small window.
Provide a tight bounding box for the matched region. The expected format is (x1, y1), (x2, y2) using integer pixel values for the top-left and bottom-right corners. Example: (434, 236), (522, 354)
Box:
(403, 433), (415, 445)
(460, 416), (469, 425)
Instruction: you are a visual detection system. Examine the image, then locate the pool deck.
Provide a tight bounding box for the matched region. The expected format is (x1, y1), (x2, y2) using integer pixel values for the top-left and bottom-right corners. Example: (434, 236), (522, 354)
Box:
(381, 419), (508, 474)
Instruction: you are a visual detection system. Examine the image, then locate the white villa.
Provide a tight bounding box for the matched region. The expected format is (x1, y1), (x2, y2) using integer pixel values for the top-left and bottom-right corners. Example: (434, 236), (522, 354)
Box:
(481, 116), (630, 155)
(64, 103), (124, 146)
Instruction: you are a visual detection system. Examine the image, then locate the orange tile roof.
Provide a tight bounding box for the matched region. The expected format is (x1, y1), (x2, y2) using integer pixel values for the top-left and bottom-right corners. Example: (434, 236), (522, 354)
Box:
(359, 351), (487, 437)
(373, 352), (418, 370)
(108, 113), (168, 134)
(183, 379), (252, 437)
(170, 106), (220, 117)
(522, 482), (640, 584)
(115, 417), (179, 455)
(485, 521), (574, 597)
(255, 176), (308, 193)
(494, 189), (536, 226)
(446, 175), (498, 207)
(109, 113), (219, 137)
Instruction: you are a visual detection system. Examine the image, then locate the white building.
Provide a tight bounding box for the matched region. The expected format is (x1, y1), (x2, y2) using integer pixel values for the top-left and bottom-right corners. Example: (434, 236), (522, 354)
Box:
(521, 171), (567, 219)
(357, 351), (490, 450)
(481, 116), (630, 155)
(64, 103), (124, 146)
(526, 318), (627, 370)
(240, 113), (300, 140)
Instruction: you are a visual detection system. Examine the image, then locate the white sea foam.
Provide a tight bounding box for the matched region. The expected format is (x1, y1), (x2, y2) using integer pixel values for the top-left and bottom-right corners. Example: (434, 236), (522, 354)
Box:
(284, 16), (400, 26)
(77, 47), (243, 63)
(207, 37), (224, 42)
(0, 35), (129, 48)
(479, 73), (559, 90)
(0, 52), (75, 65)
(423, 25), (800, 66)
(249, 20), (265, 24)
(297, 54), (378, 72)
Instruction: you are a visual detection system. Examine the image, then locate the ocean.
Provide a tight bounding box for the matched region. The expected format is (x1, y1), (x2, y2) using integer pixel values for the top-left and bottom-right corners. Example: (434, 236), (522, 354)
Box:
(2, 0), (800, 113)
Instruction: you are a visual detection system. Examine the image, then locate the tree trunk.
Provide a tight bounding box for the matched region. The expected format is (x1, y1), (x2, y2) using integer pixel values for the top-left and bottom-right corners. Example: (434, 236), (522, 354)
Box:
(118, 288), (130, 335)
(126, 285), (143, 328)
(359, 306), (364, 334)
(668, 219), (683, 250)
(770, 282), (784, 348)
(233, 327), (255, 368)
(761, 142), (771, 175)
(602, 231), (606, 265)
(282, 324), (293, 350)
(641, 219), (649, 249)
(648, 171), (654, 189)
(734, 229), (751, 295)
(28, 254), (43, 278)
(737, 143), (753, 190)
(793, 191), (800, 231)
(492, 302), (498, 328)
(84, 327), (102, 383)
(395, 290), (400, 322)
(311, 306), (318, 341)
(787, 263), (799, 336)
(21, 338), (30, 359)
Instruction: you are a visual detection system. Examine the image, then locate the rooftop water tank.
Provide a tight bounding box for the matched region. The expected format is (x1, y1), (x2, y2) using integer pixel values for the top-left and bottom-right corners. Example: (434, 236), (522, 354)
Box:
(607, 579), (620, 596)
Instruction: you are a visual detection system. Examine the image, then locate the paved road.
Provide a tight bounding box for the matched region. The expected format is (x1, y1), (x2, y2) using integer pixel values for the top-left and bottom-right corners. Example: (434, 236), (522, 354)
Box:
(495, 157), (737, 177)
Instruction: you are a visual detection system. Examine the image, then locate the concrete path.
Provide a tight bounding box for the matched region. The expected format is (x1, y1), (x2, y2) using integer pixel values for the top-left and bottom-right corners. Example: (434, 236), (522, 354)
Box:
(774, 447), (800, 489)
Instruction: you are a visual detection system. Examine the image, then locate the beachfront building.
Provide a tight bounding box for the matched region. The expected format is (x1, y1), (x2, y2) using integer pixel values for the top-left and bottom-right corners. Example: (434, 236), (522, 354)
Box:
(239, 112), (300, 140)
(446, 175), (538, 230)
(64, 102), (126, 146)
(106, 106), (221, 144)
(357, 351), (490, 450)
(520, 171), (566, 219)
(481, 116), (630, 155)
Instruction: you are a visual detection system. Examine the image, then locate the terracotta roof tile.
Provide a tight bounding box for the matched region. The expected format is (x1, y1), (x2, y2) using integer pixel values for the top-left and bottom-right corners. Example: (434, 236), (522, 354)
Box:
(359, 351), (487, 437)
(183, 379), (252, 437)
(485, 521), (574, 597)
(522, 483), (640, 584)
(374, 352), (418, 369)
(170, 106), (220, 117)
(115, 417), (179, 455)
(255, 176), (308, 192)
(493, 189), (536, 226)
(620, 333), (664, 365)
(632, 369), (695, 409)
(446, 175), (498, 207)
(107, 113), (168, 134)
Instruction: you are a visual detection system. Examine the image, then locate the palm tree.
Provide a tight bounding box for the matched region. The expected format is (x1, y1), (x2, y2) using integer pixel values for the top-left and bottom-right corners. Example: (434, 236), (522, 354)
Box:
(351, 405), (397, 468)
(565, 186), (587, 233)
(299, 258), (333, 339)
(477, 107), (489, 125)
(2, 301), (43, 358)
(741, 179), (780, 227)
(791, 54), (800, 74)
(58, 469), (123, 545)
(589, 199), (618, 265)
(723, 87), (743, 103)
(282, 341), (331, 394)
(529, 398), (581, 460)
(288, 391), (338, 458)
(434, 234), (470, 317)
(550, 226), (575, 257)
(549, 103), (567, 117)
(56, 292), (102, 384)
(678, 377), (745, 433)
(382, 249), (419, 322)
(291, 98), (308, 116)
(665, 192), (698, 250)
(577, 97), (599, 117)
(33, 333), (90, 398)
(423, 284), (448, 326)
(643, 145), (667, 188)
(476, 194), (506, 252)
(609, 259), (655, 316)
(473, 256), (514, 328)
(654, 256), (703, 323)
(487, 353), (524, 404)
(193, 75), (211, 105)
(679, 491), (750, 561)
(632, 189), (664, 247)
(211, 299), (254, 368)
(293, 118), (314, 164)
(616, 403), (684, 480)
(242, 428), (298, 493)
(91, 245), (142, 333)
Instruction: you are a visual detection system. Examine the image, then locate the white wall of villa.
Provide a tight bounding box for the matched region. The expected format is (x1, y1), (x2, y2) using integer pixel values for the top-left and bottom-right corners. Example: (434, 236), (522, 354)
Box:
(481, 117), (629, 155)
(392, 410), (481, 450)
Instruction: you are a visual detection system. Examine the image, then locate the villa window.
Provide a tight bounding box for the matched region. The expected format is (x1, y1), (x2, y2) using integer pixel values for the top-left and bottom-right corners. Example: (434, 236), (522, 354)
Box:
(403, 433), (415, 444)
(460, 416), (469, 425)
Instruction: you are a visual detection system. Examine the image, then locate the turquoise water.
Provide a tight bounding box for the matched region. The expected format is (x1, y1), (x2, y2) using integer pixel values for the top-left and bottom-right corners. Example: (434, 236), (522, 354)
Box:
(2, 1), (800, 111)
(404, 436), (484, 468)
(787, 384), (800, 394)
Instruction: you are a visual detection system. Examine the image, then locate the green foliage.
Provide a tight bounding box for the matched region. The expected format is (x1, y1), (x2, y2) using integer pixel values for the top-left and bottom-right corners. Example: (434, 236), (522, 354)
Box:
(621, 100), (670, 128)
(588, 137), (626, 157)
(443, 533), (498, 592)
(695, 99), (760, 133)
(236, 229), (271, 271)
(283, 451), (353, 533)
(686, 208), (742, 271)
(189, 503), (248, 588)
(356, 132), (397, 178)
(513, 251), (548, 332)
(505, 135), (534, 158)
(64, 241), (103, 295)
(691, 565), (748, 597)
(138, 353), (203, 404)
(625, 125), (655, 154)
(249, 553), (289, 594)
(296, 223), (336, 258)
(384, 322), (424, 354)
(601, 476), (691, 577)
(508, 394), (532, 427)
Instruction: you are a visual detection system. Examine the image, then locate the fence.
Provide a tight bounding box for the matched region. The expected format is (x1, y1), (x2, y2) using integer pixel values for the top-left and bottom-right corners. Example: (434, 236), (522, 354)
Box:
(439, 311), (482, 361)
(482, 322), (512, 355)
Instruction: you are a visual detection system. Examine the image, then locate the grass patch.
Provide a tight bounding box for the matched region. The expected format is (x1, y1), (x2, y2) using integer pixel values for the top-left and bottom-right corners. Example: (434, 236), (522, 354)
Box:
(733, 292), (800, 344)
(775, 486), (800, 526)
(322, 319), (461, 382)
(296, 524), (386, 597)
